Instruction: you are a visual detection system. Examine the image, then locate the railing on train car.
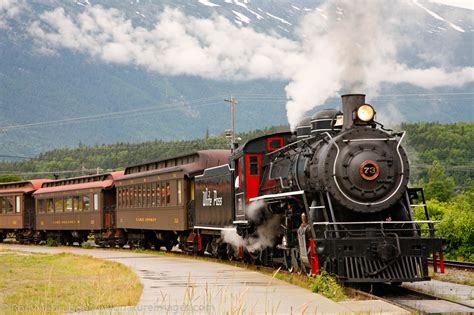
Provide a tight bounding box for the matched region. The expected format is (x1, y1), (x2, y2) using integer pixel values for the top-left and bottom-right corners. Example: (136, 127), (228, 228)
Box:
(312, 221), (442, 239)
(104, 205), (116, 228)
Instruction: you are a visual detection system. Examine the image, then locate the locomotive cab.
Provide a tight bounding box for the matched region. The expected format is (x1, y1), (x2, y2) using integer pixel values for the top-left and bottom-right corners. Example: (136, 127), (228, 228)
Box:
(230, 131), (293, 223)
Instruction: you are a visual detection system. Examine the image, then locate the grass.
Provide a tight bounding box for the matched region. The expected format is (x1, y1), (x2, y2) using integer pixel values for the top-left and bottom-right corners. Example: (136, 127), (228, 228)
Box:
(0, 251), (142, 314)
(430, 268), (474, 286)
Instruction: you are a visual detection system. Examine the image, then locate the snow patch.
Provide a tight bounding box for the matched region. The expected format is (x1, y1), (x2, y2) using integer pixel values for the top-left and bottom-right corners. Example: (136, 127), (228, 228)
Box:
(429, 0), (473, 10)
(277, 25), (289, 33)
(198, 0), (220, 7)
(291, 5), (300, 11)
(265, 12), (292, 25)
(413, 0), (465, 32)
(232, 10), (251, 24)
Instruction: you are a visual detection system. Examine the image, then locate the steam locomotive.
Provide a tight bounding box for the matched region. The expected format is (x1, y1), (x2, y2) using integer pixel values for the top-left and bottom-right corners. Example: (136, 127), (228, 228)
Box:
(0, 94), (445, 283)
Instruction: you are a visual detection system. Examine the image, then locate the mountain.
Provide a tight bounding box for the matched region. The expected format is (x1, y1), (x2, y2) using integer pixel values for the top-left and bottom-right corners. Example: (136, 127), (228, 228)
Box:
(0, 0), (472, 158)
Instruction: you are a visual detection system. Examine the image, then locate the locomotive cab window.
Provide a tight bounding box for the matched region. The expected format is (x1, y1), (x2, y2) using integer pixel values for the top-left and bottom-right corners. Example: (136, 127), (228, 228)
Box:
(249, 156), (259, 176)
(267, 137), (284, 152)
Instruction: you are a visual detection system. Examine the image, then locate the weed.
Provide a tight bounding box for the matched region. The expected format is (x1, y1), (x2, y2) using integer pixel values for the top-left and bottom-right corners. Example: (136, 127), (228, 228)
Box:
(81, 241), (94, 249)
(45, 238), (58, 247)
(308, 270), (346, 301)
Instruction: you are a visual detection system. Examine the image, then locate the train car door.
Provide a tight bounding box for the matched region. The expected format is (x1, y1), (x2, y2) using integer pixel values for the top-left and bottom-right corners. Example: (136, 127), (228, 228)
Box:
(245, 154), (262, 202)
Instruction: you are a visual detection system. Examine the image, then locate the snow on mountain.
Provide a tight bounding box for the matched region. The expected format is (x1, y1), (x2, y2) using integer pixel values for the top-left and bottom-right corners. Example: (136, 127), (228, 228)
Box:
(198, 0), (220, 8)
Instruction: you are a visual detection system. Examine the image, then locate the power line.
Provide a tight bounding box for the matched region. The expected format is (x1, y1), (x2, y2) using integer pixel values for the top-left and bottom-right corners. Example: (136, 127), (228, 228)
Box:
(0, 92), (472, 132)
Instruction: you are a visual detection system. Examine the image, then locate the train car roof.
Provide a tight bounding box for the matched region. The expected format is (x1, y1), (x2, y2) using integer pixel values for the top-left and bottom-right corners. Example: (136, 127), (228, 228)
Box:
(33, 171), (124, 195)
(118, 150), (231, 180)
(232, 131), (292, 156)
(0, 179), (50, 194)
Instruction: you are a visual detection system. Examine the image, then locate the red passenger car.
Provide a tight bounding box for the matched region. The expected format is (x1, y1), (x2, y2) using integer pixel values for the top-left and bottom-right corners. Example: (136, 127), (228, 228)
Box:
(33, 172), (123, 245)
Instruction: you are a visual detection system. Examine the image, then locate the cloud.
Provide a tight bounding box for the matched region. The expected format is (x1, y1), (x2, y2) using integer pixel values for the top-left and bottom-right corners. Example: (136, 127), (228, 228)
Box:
(28, 6), (301, 80)
(0, 0), (24, 29)
(27, 1), (474, 128)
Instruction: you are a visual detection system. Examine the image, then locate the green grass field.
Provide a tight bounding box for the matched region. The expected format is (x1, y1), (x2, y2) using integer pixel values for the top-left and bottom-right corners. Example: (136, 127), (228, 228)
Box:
(0, 250), (142, 314)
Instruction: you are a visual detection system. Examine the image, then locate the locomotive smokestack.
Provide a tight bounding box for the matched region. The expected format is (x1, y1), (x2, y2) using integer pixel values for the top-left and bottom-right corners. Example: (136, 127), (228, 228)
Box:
(341, 94), (366, 130)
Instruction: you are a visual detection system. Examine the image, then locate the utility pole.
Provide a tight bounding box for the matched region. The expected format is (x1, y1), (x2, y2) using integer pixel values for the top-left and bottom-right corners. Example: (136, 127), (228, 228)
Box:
(224, 96), (237, 150)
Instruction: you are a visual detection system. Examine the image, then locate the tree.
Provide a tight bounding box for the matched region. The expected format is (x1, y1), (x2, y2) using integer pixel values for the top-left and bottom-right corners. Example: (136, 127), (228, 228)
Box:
(0, 174), (22, 183)
(423, 160), (456, 202)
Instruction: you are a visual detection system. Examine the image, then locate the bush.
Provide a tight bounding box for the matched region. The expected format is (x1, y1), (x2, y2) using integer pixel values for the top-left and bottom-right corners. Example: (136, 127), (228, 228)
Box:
(46, 238), (58, 247)
(81, 241), (95, 249)
(439, 189), (474, 261)
(308, 270), (346, 301)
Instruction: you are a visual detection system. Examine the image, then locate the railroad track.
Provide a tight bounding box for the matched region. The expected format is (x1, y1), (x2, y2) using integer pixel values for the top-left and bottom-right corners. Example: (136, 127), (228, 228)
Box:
(348, 283), (474, 314)
(427, 258), (474, 271)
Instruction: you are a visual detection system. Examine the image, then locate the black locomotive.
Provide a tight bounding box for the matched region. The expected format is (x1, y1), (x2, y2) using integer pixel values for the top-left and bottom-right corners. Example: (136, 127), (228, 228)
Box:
(194, 94), (445, 283)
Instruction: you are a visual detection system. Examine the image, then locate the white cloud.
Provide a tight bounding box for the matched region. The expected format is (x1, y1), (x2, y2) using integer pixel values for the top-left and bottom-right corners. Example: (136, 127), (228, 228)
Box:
(0, 0), (24, 29)
(28, 1), (474, 128)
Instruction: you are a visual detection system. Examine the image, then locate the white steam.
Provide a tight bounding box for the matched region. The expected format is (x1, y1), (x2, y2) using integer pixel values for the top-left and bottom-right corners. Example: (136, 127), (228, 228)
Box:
(221, 215), (282, 254)
(26, 1), (474, 127)
(244, 200), (266, 221)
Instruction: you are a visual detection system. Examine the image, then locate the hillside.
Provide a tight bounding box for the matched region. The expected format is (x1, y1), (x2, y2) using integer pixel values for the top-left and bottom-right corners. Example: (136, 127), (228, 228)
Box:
(0, 122), (472, 189)
(0, 0), (472, 157)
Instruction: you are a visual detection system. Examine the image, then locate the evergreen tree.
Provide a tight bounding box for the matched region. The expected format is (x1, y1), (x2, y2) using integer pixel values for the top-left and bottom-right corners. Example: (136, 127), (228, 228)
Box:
(424, 160), (456, 202)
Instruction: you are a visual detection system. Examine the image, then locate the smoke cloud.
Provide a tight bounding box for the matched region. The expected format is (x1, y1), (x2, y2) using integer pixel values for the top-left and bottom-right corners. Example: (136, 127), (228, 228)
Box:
(26, 1), (474, 127)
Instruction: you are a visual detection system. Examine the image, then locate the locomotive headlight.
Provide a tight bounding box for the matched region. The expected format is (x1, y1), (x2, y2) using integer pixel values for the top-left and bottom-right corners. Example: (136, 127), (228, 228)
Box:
(357, 104), (375, 122)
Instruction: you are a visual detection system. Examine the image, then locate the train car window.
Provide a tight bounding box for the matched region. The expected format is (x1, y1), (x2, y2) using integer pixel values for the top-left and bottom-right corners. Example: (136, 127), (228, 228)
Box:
(138, 185), (142, 208)
(156, 182), (161, 206)
(148, 184), (152, 207)
(166, 182), (171, 205)
(177, 180), (182, 205)
(161, 183), (166, 206)
(83, 195), (90, 211)
(151, 183), (156, 207)
(54, 198), (63, 212)
(73, 196), (81, 212)
(126, 187), (130, 208)
(249, 156), (259, 176)
(65, 197), (73, 212)
(3, 197), (13, 213)
(15, 196), (21, 213)
(38, 199), (45, 213)
(93, 193), (99, 211)
(47, 199), (54, 213)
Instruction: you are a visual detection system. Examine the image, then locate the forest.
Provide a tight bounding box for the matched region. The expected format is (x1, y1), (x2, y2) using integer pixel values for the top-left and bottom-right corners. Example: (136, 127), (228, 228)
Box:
(0, 122), (472, 260)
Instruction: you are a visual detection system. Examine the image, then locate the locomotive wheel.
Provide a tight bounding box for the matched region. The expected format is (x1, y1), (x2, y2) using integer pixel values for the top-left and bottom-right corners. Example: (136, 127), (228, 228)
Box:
(283, 250), (294, 272)
(227, 244), (238, 261)
(247, 249), (261, 264)
(290, 248), (301, 273)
